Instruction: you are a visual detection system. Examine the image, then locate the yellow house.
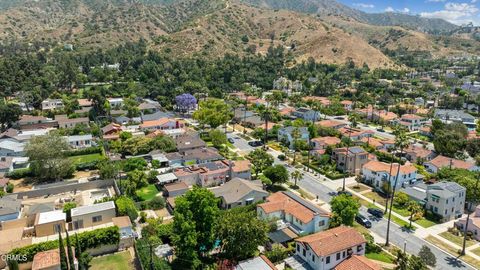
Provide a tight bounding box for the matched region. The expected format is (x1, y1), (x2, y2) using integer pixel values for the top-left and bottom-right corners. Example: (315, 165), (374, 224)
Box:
(71, 201), (116, 230)
(34, 210), (66, 237)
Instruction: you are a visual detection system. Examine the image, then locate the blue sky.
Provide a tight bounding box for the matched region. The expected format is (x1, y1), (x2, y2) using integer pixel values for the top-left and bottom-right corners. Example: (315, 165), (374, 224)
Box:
(338, 0), (480, 25)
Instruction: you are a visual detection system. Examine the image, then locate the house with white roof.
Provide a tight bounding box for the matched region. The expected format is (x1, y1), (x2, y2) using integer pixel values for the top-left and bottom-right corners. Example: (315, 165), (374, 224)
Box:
(65, 134), (93, 149)
(71, 201), (116, 230)
(41, 99), (64, 111)
(34, 210), (66, 237)
(107, 97), (124, 108)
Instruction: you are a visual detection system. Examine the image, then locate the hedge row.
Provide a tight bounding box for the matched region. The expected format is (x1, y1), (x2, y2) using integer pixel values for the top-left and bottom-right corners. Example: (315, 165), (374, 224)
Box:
(10, 226), (120, 262)
(6, 168), (32, 179)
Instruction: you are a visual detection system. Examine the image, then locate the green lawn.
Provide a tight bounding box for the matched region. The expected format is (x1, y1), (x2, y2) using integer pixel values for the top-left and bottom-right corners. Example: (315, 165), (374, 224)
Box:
(439, 231), (476, 247)
(366, 251), (395, 264)
(90, 251), (133, 270)
(471, 247), (480, 257)
(363, 191), (410, 217)
(426, 236), (480, 269)
(136, 184), (160, 201)
(69, 153), (103, 165)
(415, 218), (438, 228)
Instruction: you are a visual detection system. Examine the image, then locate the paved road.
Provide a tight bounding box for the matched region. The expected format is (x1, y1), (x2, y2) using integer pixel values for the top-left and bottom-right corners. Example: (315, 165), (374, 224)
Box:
(227, 132), (254, 152)
(359, 207), (474, 270)
(230, 129), (474, 269)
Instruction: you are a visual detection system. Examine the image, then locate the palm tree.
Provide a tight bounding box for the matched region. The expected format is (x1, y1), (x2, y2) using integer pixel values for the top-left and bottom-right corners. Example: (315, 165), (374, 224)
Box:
(407, 201), (422, 228)
(386, 127), (410, 246)
(259, 105), (275, 149)
(291, 170), (303, 188)
(348, 113), (359, 128)
(306, 101), (323, 172)
(291, 127), (301, 165)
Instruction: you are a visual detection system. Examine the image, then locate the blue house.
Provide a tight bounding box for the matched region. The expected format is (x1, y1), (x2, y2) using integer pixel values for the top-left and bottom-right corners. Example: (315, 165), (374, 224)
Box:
(278, 126), (309, 149)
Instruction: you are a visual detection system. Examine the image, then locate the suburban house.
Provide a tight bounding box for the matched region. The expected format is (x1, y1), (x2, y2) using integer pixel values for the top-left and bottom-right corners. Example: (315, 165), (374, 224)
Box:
(211, 178), (268, 209)
(141, 111), (175, 122)
(334, 255), (381, 270)
(397, 114), (427, 131)
(139, 118), (185, 131)
(316, 120), (347, 130)
(292, 108), (321, 122)
(175, 133), (207, 153)
(362, 160), (418, 190)
(360, 137), (394, 151)
(0, 195), (21, 222)
(339, 127), (374, 141)
(34, 210), (66, 237)
(163, 182), (189, 197)
(41, 99), (64, 111)
(107, 97), (124, 108)
(426, 182), (465, 221)
(257, 191), (331, 235)
(0, 156), (29, 174)
(372, 110), (398, 123)
(291, 226), (367, 270)
(340, 100), (353, 111)
(17, 115), (57, 130)
(65, 134), (93, 149)
(174, 160), (251, 187)
(101, 123), (123, 140)
(424, 155), (480, 173)
(434, 109), (477, 130)
(277, 126), (309, 149)
(57, 117), (90, 129)
(455, 205), (480, 241)
(168, 147), (224, 165)
(113, 216), (135, 249)
(332, 147), (369, 175)
(0, 138), (25, 156)
(404, 145), (436, 163)
(235, 255), (277, 270)
(70, 201), (116, 230)
(311, 136), (341, 150)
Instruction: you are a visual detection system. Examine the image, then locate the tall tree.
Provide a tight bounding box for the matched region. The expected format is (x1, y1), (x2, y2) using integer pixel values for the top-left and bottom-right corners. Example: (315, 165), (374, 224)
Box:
(25, 134), (75, 181)
(0, 102), (22, 131)
(386, 127), (409, 246)
(247, 148), (274, 178)
(172, 187), (219, 269)
(65, 231), (75, 268)
(216, 207), (268, 262)
(193, 98), (232, 130)
(263, 165), (289, 186)
(330, 194), (360, 227)
(58, 232), (68, 270)
(418, 245), (436, 267)
(291, 170), (303, 188)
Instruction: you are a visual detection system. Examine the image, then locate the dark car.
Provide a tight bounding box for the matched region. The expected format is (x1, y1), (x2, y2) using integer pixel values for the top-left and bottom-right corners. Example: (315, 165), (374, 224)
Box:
(334, 116), (345, 120)
(377, 128), (385, 132)
(337, 190), (352, 197)
(248, 141), (264, 147)
(367, 208), (384, 218)
(227, 138), (235, 144)
(355, 214), (372, 228)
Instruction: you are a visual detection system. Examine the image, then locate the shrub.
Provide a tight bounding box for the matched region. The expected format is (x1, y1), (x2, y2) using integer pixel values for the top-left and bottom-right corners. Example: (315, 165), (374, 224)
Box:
(10, 226), (119, 262)
(65, 146), (102, 157)
(6, 168), (32, 179)
(277, 154), (286, 161)
(115, 196), (138, 221)
(6, 182), (14, 193)
(149, 196), (166, 210)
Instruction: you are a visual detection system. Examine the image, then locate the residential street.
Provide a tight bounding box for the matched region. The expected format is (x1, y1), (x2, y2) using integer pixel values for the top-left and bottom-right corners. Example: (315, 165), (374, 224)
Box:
(228, 130), (475, 270)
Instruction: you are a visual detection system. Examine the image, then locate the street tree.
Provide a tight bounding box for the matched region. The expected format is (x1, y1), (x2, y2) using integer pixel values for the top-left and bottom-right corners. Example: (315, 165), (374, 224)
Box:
(263, 165), (289, 186)
(176, 93), (197, 114)
(25, 134), (75, 182)
(209, 129), (227, 149)
(247, 149), (274, 178)
(330, 194), (360, 227)
(418, 245), (436, 267)
(407, 201), (423, 228)
(291, 170), (303, 188)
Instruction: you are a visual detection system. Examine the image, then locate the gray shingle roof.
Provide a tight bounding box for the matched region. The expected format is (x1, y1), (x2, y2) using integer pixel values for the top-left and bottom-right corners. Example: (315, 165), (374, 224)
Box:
(211, 178), (267, 204)
(71, 201), (115, 217)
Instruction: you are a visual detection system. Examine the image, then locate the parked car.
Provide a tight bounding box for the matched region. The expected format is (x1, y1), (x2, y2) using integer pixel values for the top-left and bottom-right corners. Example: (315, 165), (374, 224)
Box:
(355, 214), (372, 228)
(377, 128), (385, 132)
(334, 116), (345, 120)
(228, 138), (235, 144)
(248, 141), (264, 147)
(367, 208), (384, 218)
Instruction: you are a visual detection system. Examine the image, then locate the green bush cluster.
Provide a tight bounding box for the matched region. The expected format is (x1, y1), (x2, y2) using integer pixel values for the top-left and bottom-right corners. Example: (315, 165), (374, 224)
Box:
(10, 226), (120, 262)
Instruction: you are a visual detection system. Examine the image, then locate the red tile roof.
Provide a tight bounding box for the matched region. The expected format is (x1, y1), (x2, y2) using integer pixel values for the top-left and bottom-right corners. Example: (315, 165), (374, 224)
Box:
(362, 160), (417, 176)
(296, 226), (366, 257)
(334, 255), (381, 270)
(427, 155), (475, 170)
(32, 249), (61, 270)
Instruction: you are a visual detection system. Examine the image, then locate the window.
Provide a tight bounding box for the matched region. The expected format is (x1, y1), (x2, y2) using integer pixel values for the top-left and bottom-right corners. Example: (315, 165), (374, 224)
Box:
(434, 207), (438, 213)
(92, 215), (102, 223)
(312, 255), (315, 262)
(446, 199), (449, 204)
(245, 198), (254, 205)
(303, 249), (306, 257)
(342, 251), (346, 258)
(54, 224), (62, 233)
(297, 245), (300, 252)
(357, 245), (363, 252)
(326, 256), (330, 264)
(319, 220), (325, 227)
(336, 253), (340, 260)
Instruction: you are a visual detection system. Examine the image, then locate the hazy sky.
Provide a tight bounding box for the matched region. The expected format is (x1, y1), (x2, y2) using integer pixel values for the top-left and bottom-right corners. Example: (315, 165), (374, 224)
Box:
(339, 0), (480, 25)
